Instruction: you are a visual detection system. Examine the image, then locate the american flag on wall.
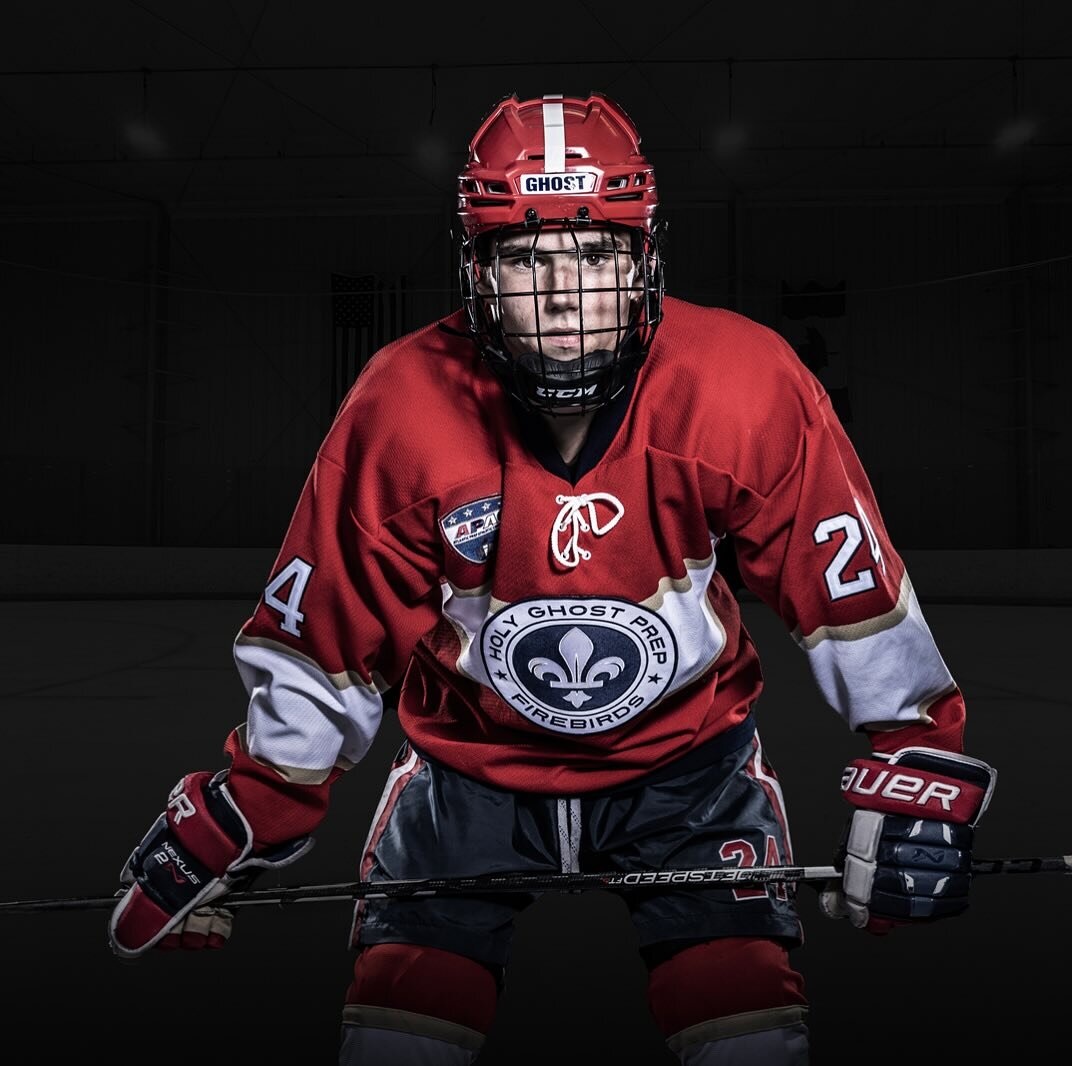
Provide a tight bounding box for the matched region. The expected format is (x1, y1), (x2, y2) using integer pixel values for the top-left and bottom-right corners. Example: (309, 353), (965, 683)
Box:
(331, 273), (406, 413)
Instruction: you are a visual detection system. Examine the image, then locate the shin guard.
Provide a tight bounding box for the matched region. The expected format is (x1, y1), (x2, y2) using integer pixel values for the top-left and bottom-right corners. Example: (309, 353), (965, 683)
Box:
(647, 937), (809, 1066)
(339, 1008), (483, 1066)
(339, 943), (497, 1066)
(668, 1006), (809, 1065)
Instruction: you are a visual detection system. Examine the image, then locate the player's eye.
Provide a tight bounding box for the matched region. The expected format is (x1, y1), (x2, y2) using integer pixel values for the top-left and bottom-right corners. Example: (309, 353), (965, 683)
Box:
(583, 253), (611, 268)
(505, 253), (538, 270)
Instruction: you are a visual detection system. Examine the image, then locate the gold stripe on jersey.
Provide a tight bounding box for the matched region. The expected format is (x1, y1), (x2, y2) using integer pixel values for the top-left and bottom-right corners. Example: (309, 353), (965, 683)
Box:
(639, 548), (717, 611)
(235, 631), (390, 693)
(792, 571), (913, 649)
(232, 722), (356, 784)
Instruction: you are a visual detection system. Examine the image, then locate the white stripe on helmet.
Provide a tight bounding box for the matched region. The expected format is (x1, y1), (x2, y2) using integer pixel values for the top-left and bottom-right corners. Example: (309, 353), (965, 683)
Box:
(542, 94), (565, 173)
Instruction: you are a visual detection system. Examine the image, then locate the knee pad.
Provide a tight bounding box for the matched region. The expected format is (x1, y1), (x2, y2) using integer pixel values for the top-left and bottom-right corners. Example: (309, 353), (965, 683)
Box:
(344, 942), (499, 1035)
(647, 937), (808, 1064)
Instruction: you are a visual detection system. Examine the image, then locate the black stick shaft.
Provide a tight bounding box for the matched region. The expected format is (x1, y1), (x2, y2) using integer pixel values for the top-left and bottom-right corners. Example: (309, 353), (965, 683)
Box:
(2, 855), (1069, 913)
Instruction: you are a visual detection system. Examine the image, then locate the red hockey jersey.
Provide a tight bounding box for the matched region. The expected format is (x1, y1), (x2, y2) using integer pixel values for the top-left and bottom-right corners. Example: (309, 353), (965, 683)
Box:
(228, 296), (964, 826)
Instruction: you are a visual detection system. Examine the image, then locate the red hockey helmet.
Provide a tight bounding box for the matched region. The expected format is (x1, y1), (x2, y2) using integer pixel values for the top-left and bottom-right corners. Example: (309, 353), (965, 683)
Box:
(457, 93), (665, 416)
(457, 92), (658, 236)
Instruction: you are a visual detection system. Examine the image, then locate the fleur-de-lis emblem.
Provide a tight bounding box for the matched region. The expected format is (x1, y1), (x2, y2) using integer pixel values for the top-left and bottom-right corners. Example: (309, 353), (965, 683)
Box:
(528, 628), (626, 708)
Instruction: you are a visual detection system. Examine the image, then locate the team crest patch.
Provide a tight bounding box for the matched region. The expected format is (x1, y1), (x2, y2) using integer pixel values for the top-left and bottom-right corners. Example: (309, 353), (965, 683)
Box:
(440, 495), (502, 564)
(480, 597), (677, 735)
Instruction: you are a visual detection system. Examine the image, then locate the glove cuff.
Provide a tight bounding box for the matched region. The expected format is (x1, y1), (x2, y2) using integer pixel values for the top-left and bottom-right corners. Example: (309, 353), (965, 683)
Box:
(841, 746), (996, 826)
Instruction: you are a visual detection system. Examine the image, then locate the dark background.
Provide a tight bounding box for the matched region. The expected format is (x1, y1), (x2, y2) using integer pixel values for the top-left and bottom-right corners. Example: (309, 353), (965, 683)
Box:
(1, 2), (1070, 1063)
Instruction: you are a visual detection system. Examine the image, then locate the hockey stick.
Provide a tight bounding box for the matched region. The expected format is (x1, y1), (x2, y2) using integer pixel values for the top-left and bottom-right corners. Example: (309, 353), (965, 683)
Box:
(1, 855), (1069, 913)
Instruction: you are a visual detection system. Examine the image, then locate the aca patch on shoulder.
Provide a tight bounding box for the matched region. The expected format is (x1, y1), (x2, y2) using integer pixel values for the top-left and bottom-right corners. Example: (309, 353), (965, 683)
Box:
(440, 495), (502, 563)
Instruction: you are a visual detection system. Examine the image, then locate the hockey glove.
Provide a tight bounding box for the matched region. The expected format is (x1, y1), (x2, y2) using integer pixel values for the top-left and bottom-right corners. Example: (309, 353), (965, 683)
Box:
(108, 769), (313, 959)
(819, 746), (996, 934)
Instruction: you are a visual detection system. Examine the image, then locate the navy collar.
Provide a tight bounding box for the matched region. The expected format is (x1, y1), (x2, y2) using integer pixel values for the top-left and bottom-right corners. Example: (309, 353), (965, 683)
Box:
(510, 371), (638, 485)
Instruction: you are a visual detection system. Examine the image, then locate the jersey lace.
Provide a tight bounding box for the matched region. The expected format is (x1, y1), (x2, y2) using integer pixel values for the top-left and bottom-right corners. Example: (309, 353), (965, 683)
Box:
(551, 492), (625, 568)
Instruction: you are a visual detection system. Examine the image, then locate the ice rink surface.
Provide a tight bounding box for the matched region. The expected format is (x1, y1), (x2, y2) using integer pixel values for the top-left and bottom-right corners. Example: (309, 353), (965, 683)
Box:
(1, 596), (1067, 1064)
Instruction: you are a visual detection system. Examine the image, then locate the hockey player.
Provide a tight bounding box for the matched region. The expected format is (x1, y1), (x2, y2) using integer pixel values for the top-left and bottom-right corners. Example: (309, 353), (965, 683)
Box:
(108, 93), (997, 1065)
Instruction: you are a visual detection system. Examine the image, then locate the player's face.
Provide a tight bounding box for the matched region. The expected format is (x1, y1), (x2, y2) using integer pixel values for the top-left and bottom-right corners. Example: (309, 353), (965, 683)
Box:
(483, 227), (638, 361)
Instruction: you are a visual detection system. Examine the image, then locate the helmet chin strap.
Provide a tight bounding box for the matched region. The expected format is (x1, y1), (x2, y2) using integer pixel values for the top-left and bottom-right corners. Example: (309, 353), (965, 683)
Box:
(514, 348), (617, 416)
(516, 347), (616, 381)
(515, 331), (640, 416)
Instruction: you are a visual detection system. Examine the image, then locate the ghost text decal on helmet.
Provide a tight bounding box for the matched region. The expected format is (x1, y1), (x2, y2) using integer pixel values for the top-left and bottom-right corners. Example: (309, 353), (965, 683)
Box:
(458, 93), (664, 416)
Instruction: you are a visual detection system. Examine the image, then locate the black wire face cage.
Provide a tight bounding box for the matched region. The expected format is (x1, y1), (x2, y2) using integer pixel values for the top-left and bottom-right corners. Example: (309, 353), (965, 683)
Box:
(459, 215), (665, 416)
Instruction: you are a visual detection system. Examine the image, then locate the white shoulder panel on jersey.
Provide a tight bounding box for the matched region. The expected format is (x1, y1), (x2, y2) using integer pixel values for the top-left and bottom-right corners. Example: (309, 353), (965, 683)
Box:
(233, 636), (385, 783)
(793, 572), (955, 731)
